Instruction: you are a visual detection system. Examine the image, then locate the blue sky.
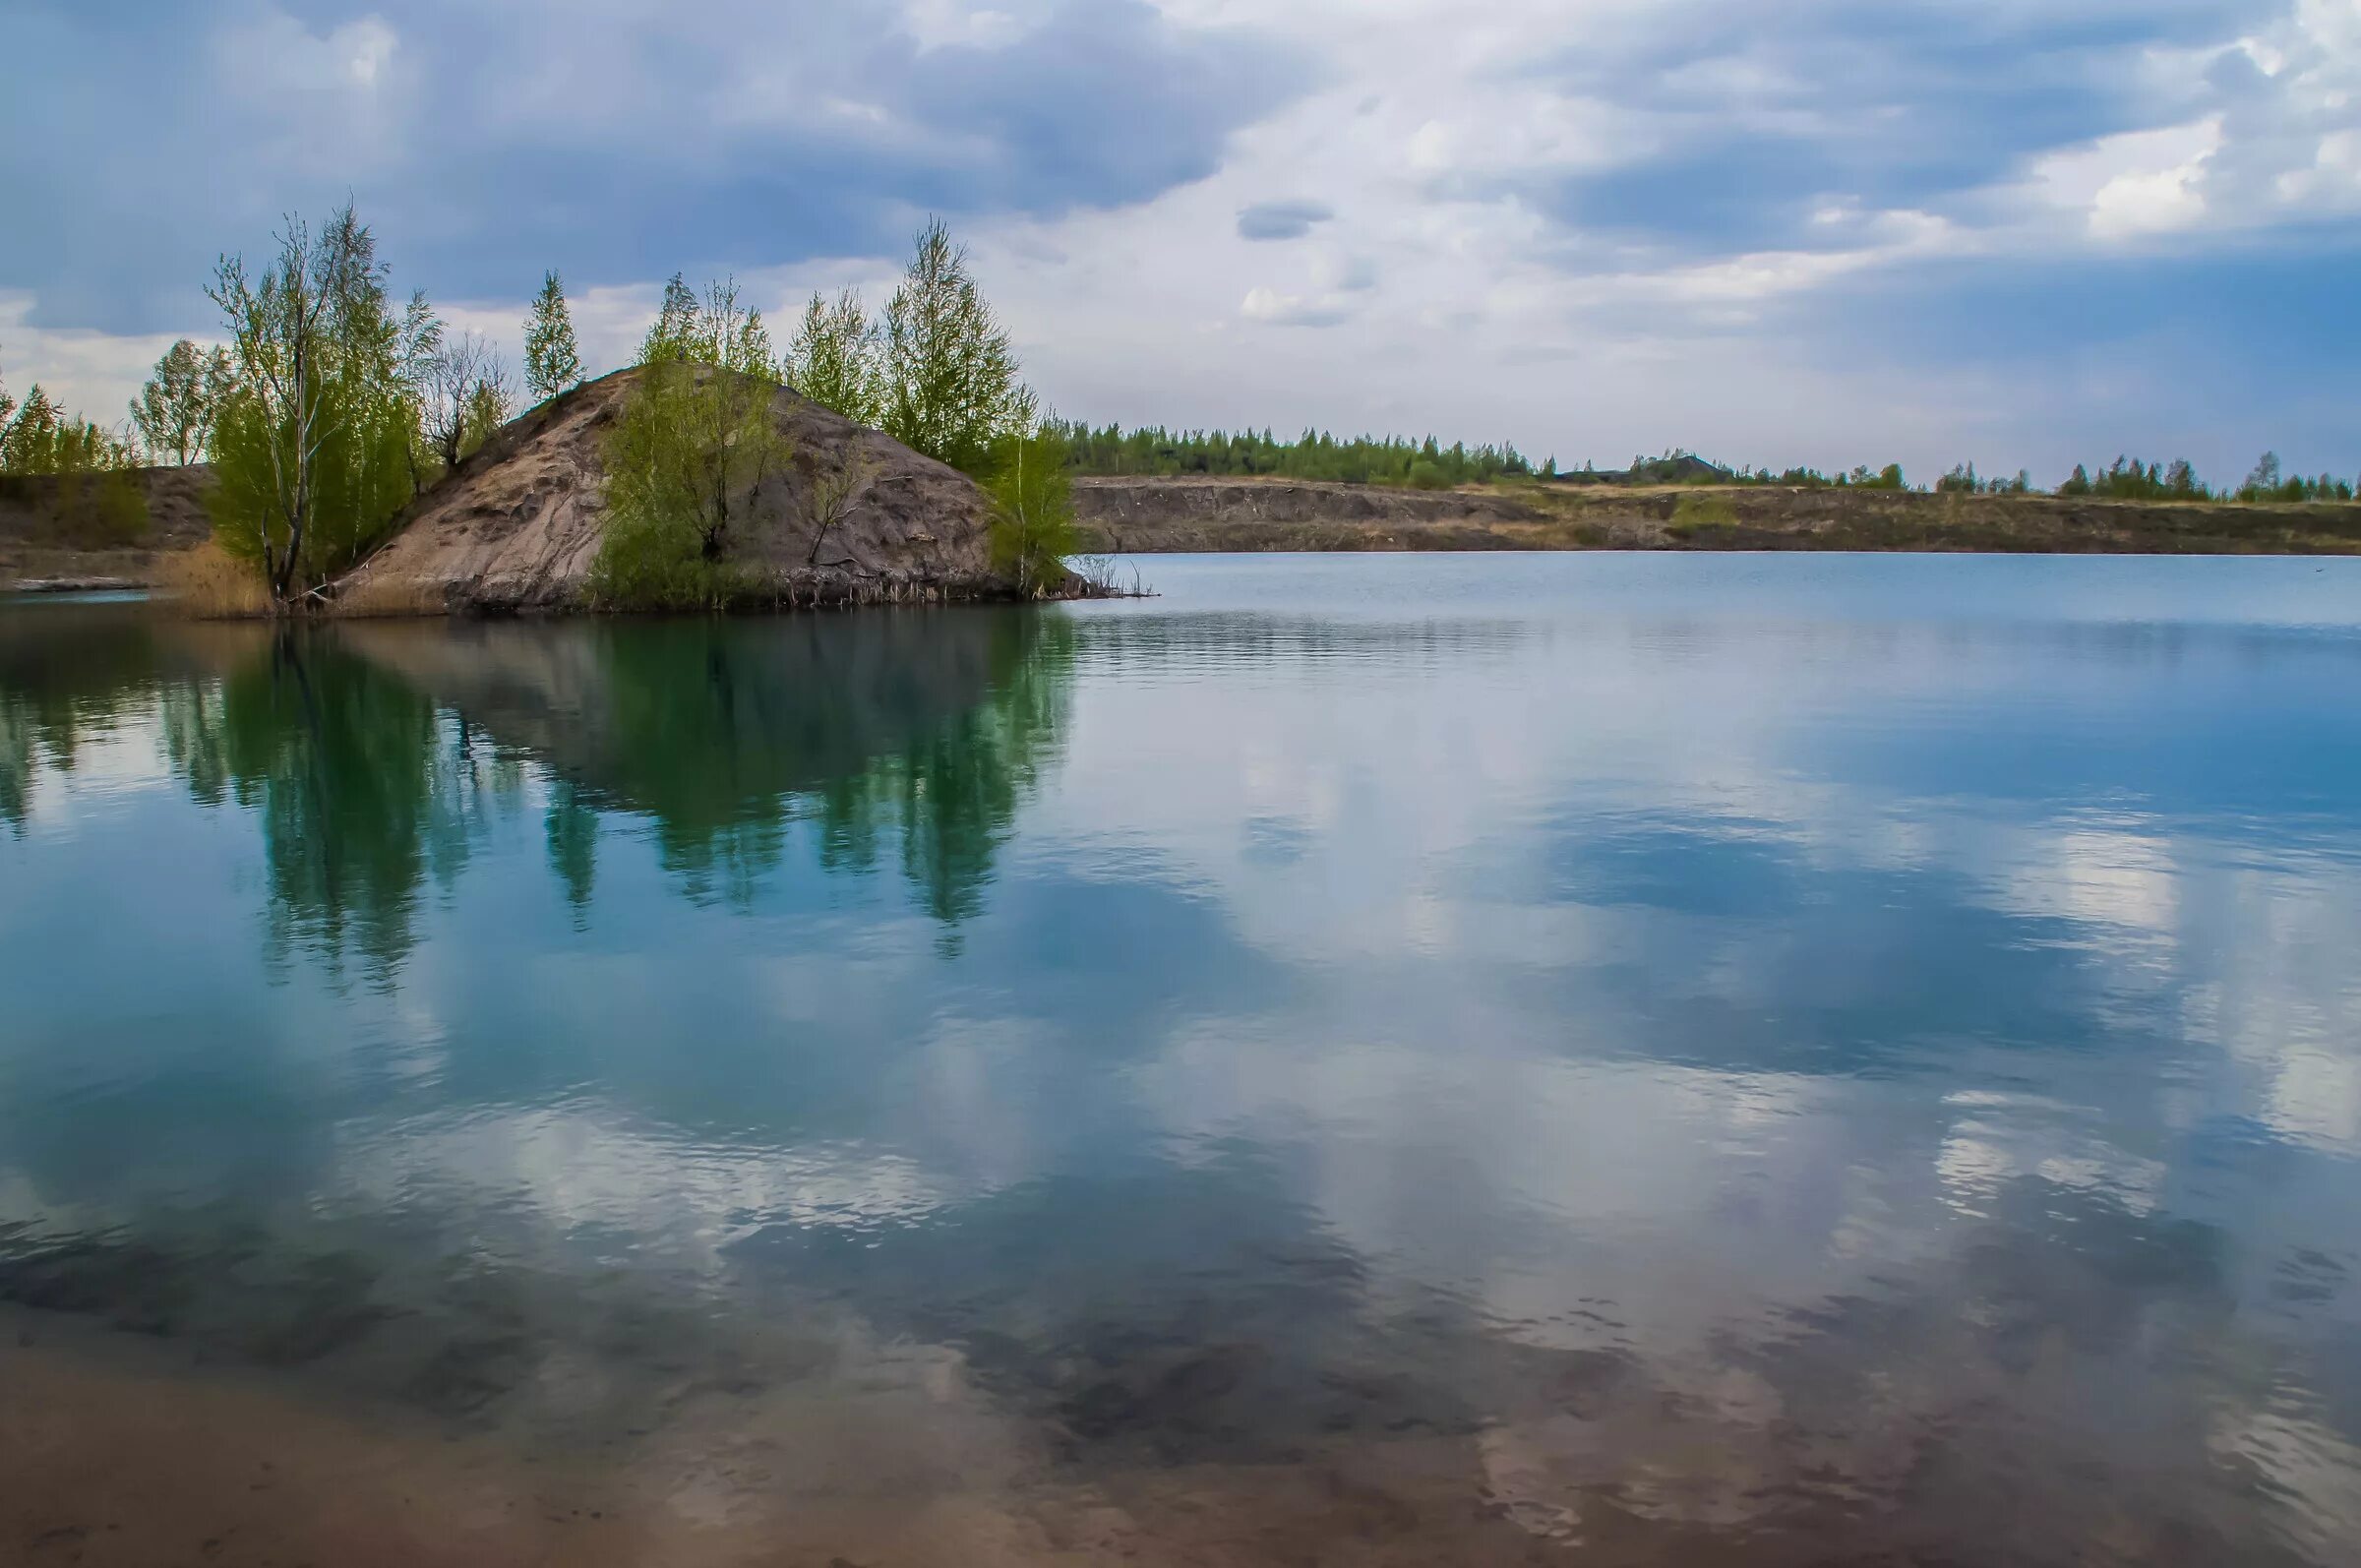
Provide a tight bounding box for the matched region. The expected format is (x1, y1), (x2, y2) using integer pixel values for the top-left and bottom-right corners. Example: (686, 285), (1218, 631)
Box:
(2, 0), (2355, 484)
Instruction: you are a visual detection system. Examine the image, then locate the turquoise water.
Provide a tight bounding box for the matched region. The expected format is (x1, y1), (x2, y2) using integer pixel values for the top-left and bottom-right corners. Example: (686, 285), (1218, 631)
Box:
(3, 554), (2360, 1563)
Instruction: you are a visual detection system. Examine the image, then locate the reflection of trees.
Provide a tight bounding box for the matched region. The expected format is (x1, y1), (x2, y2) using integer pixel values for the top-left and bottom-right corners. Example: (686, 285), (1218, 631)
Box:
(3, 603), (1072, 974)
(160, 633), (521, 984)
(544, 778), (599, 920)
(340, 609), (1076, 924)
(810, 615), (1073, 926)
(0, 604), (172, 831)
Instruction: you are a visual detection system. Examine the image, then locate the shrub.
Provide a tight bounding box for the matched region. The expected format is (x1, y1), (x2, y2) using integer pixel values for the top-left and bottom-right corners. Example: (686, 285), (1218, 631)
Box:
(986, 424), (1078, 598)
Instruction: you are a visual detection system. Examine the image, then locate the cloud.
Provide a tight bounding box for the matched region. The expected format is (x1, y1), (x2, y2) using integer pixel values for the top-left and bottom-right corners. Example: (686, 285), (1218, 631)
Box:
(1237, 199), (1335, 240)
(1240, 285), (1352, 328)
(0, 0), (1309, 332)
(3, 0), (2356, 479)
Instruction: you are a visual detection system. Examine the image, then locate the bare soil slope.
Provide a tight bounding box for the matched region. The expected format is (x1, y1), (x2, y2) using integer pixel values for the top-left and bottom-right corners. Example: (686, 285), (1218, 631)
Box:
(338, 368), (1003, 613)
(0, 466), (216, 588)
(1072, 477), (1549, 553)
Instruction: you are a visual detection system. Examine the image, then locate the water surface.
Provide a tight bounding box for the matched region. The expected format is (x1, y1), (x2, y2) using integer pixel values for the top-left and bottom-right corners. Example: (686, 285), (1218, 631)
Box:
(3, 554), (2359, 1565)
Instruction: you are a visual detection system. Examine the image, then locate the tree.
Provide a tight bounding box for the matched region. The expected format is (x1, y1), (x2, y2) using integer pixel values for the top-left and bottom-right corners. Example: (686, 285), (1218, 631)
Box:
(640, 273), (702, 364)
(591, 277), (790, 606)
(802, 447), (877, 567)
(461, 371), (514, 458)
(130, 339), (223, 464)
(418, 329), (509, 474)
(984, 407), (1076, 598)
(0, 385), (59, 473)
(788, 288), (880, 426)
(0, 385), (134, 477)
(522, 271), (583, 402)
(879, 220), (1024, 474)
(206, 204), (424, 605)
(2240, 452), (2283, 502)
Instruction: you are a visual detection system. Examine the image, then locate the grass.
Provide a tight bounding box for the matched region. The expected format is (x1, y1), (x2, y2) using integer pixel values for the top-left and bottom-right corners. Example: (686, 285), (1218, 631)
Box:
(1665, 494), (1740, 539)
(155, 538), (271, 617)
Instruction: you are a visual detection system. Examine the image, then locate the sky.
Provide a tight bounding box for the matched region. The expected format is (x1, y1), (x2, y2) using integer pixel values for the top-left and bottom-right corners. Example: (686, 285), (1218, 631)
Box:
(1, 0), (2356, 485)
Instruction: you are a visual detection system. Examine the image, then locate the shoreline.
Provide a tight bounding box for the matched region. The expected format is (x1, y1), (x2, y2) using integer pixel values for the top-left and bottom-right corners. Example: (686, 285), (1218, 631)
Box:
(11, 478), (2361, 599)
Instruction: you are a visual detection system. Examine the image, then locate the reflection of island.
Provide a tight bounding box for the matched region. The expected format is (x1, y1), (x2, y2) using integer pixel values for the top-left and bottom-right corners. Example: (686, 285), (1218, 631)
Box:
(340, 611), (1075, 921)
(5, 605), (1077, 977)
(161, 633), (512, 983)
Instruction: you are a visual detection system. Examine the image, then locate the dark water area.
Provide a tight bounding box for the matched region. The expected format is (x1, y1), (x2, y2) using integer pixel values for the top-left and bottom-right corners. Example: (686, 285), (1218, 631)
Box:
(2, 554), (2359, 1565)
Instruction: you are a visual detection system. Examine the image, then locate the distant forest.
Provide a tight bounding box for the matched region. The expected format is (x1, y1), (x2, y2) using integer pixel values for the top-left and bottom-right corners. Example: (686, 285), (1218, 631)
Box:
(1052, 427), (2358, 504)
(1051, 422), (1541, 489)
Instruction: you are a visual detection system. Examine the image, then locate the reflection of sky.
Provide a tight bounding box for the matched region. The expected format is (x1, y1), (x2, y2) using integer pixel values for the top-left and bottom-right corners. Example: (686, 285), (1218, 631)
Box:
(3, 557), (2361, 1557)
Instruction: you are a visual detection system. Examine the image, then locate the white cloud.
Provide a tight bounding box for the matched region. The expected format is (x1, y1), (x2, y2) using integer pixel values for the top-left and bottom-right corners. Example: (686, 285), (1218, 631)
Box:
(0, 292), (190, 436)
(6, 0), (2358, 477)
(2029, 118), (2223, 238)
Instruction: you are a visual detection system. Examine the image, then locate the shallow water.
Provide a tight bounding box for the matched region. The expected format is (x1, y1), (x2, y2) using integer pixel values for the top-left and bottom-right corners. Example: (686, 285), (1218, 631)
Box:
(3, 553), (2360, 1565)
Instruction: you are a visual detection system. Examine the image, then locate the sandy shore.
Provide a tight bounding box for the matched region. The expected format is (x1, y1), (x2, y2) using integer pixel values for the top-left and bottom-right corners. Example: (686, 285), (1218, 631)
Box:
(0, 1307), (1622, 1568)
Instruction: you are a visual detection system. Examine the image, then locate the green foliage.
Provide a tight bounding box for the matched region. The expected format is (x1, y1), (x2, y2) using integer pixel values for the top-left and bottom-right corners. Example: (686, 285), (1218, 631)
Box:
(588, 286), (786, 608)
(1669, 494), (1738, 529)
(158, 634), (514, 981)
(0, 372), (148, 544)
(461, 376), (512, 459)
(788, 288), (882, 426)
(1715, 460), (1914, 490)
(985, 421), (1078, 597)
(879, 220), (1025, 474)
(521, 270), (583, 402)
(1937, 462), (2034, 496)
(2234, 451), (2355, 504)
(2076, 456), (2205, 500)
(594, 275), (793, 608)
(638, 275), (778, 378)
(0, 384), (138, 477)
(1054, 421), (1533, 486)
(640, 273), (703, 365)
(585, 502), (764, 611)
(206, 204), (426, 602)
(130, 338), (232, 464)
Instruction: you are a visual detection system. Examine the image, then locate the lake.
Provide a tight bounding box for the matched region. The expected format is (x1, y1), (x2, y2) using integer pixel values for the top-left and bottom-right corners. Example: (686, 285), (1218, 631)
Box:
(3, 553), (2359, 1566)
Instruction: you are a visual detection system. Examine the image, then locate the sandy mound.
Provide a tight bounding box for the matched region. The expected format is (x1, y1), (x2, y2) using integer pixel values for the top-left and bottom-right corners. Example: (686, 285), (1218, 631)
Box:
(337, 368), (1003, 613)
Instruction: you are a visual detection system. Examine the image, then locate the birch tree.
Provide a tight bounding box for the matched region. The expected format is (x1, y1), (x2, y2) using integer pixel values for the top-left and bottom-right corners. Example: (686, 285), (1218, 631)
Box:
(788, 288), (880, 426)
(206, 204), (423, 604)
(130, 339), (223, 464)
(522, 271), (582, 402)
(879, 220), (1024, 474)
(984, 400), (1077, 598)
(592, 278), (789, 604)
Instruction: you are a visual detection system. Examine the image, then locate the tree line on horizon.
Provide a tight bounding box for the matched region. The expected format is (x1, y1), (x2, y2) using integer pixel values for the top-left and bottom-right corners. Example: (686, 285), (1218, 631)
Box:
(1051, 422), (1542, 489)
